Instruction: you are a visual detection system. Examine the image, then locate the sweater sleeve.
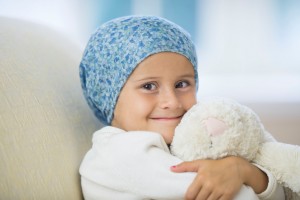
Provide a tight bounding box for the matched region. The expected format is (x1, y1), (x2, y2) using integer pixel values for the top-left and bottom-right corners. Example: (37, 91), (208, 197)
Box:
(256, 132), (285, 199)
(254, 164), (285, 200)
(79, 127), (195, 200)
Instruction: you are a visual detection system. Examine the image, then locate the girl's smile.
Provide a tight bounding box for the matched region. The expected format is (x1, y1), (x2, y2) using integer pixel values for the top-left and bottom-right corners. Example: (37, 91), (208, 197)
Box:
(149, 115), (183, 123)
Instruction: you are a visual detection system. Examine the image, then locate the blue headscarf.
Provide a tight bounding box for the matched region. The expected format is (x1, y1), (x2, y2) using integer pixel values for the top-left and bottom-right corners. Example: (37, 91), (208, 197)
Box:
(80, 15), (198, 125)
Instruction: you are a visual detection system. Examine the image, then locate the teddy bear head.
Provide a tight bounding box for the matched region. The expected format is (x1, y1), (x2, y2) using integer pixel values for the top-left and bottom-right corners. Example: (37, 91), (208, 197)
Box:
(171, 98), (265, 161)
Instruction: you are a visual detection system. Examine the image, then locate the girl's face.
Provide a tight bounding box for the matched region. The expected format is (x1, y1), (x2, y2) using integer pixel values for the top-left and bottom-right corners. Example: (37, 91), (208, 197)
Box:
(112, 52), (197, 144)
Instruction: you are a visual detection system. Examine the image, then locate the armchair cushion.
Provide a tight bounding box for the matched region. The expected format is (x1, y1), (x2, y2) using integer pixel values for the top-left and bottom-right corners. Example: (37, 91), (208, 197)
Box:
(0, 17), (102, 199)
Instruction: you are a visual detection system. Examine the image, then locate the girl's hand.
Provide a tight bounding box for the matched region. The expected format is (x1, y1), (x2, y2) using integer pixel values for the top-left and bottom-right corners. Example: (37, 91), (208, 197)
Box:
(170, 156), (268, 200)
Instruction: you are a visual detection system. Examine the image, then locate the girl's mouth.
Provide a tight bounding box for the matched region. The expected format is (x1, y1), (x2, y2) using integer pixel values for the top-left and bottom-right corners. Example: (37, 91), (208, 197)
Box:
(150, 115), (183, 121)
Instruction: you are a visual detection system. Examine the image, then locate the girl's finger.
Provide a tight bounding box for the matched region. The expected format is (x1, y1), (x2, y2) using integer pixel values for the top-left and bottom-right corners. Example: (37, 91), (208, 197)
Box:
(185, 174), (204, 200)
(171, 160), (201, 173)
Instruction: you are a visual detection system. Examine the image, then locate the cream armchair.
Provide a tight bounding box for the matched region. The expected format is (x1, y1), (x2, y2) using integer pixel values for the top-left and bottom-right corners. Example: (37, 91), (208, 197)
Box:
(0, 17), (102, 199)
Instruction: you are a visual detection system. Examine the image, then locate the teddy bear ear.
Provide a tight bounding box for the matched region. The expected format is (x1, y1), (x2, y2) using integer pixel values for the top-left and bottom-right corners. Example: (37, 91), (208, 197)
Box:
(203, 118), (228, 137)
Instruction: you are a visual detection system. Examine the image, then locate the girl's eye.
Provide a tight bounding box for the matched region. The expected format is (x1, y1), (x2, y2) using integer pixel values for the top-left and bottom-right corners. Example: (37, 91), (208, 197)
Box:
(142, 83), (157, 90)
(175, 81), (189, 88)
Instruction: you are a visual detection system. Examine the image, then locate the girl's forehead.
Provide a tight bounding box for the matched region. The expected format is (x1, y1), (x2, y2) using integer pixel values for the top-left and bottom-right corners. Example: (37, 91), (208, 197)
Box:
(129, 52), (195, 80)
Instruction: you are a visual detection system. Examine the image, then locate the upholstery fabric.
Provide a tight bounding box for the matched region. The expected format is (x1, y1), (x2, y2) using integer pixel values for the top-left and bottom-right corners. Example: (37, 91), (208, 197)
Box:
(0, 17), (102, 200)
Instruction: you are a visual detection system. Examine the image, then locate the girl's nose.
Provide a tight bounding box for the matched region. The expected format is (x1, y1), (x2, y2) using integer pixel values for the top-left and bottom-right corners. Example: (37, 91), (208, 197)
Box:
(159, 89), (182, 109)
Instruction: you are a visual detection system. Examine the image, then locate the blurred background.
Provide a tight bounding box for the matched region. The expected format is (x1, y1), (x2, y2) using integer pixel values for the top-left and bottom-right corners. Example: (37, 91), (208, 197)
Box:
(1, 0), (299, 144)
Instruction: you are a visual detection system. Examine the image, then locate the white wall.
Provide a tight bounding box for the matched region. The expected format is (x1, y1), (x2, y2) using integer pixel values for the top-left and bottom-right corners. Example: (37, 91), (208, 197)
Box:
(0, 0), (97, 47)
(194, 1), (300, 145)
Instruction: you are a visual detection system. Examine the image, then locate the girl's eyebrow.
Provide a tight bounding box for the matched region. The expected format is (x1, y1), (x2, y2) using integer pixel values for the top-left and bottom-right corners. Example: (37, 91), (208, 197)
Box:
(131, 76), (159, 82)
(178, 74), (195, 78)
(132, 74), (194, 82)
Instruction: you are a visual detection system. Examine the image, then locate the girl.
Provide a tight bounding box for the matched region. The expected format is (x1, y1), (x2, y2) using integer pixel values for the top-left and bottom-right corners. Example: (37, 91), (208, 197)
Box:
(79, 15), (284, 200)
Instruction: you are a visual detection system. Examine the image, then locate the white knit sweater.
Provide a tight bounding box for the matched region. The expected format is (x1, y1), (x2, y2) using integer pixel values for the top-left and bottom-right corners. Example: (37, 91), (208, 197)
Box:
(79, 126), (284, 200)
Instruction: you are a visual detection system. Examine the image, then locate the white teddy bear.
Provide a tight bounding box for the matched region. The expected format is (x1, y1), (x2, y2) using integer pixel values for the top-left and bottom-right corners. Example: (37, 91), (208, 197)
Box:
(171, 98), (300, 200)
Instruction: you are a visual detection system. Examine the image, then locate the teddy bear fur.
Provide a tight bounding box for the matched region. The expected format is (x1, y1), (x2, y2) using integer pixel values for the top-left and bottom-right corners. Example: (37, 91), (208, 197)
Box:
(171, 98), (300, 199)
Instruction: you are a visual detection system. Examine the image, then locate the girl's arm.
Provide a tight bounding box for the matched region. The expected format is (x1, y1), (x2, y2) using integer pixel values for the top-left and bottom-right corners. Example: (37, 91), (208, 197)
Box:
(79, 127), (195, 199)
(171, 157), (285, 200)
